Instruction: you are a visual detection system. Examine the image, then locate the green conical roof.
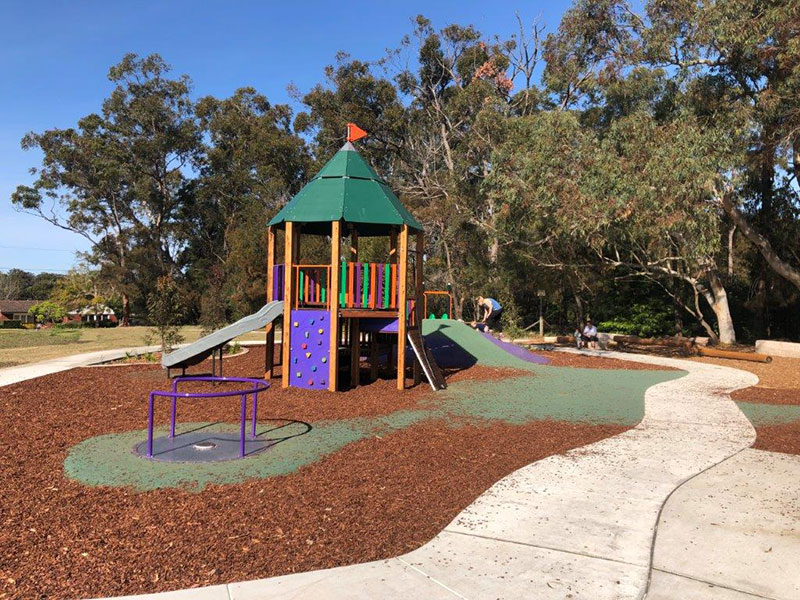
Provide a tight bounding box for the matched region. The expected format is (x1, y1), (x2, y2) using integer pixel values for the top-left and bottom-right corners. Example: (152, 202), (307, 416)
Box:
(268, 142), (422, 236)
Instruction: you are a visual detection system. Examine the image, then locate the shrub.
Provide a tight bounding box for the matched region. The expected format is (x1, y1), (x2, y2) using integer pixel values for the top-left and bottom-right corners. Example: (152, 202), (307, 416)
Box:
(145, 276), (184, 353)
(0, 320), (23, 329)
(598, 301), (675, 338)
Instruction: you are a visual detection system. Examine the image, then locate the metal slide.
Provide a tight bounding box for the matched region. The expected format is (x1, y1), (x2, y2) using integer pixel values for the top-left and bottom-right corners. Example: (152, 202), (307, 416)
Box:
(407, 329), (447, 391)
(162, 301), (283, 371)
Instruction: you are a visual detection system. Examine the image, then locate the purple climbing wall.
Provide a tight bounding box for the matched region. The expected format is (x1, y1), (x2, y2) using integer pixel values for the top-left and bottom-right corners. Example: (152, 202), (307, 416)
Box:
(289, 309), (330, 390)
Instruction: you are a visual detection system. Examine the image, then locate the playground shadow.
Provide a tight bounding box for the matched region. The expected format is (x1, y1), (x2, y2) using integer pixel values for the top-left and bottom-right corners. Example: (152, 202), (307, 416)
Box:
(144, 419), (312, 461)
(422, 327), (478, 370)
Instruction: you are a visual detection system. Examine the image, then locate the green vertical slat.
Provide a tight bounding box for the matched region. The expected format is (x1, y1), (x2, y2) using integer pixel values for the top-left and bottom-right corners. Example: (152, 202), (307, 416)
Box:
(363, 263), (369, 306)
(340, 260), (346, 307)
(383, 263), (389, 308)
(322, 269), (326, 304)
(299, 270), (304, 302)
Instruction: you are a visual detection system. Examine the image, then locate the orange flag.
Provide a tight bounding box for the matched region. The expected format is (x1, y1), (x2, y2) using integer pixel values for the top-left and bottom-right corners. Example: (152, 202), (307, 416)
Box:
(347, 123), (368, 142)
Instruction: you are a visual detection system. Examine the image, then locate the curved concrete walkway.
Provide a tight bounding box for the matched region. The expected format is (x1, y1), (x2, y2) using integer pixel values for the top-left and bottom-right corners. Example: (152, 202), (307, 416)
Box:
(0, 340), (270, 388)
(98, 350), (765, 600)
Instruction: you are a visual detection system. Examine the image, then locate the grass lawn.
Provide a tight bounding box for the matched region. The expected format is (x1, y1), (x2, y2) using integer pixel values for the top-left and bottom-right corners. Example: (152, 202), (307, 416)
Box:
(0, 325), (272, 368)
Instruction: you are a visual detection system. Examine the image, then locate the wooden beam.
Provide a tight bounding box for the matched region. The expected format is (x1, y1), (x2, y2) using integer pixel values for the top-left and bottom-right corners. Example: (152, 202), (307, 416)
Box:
(281, 222), (296, 388)
(265, 225), (276, 379)
(340, 309), (399, 319)
(396, 225), (409, 390)
(328, 220), (341, 391)
(413, 230), (424, 385)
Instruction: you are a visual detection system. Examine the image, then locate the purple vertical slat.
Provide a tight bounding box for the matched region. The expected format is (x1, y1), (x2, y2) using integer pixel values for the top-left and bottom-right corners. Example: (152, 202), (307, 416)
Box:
(378, 263), (384, 308)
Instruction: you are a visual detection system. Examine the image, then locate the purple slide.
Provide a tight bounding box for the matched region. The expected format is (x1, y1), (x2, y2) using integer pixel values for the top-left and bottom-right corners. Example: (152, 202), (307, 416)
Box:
(480, 331), (549, 365)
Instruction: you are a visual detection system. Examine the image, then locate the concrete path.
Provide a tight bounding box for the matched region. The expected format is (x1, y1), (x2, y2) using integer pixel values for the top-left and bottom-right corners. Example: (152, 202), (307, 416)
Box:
(0, 345), (163, 387)
(98, 349), (789, 600)
(648, 448), (800, 600)
(0, 340), (270, 388)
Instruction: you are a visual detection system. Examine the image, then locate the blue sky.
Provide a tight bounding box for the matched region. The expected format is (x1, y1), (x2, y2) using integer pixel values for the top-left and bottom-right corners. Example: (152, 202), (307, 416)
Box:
(0, 0), (571, 273)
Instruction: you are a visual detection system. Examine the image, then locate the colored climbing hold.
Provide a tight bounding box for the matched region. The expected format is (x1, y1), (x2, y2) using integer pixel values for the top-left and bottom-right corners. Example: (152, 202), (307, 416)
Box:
(293, 357), (298, 364)
(308, 379), (314, 386)
(304, 331), (310, 338)
(310, 319), (315, 325)
(305, 352), (311, 358)
(296, 371), (302, 378)
(317, 340), (322, 345)
(302, 343), (307, 349)
(312, 366), (317, 372)
(320, 379), (325, 385)
(320, 315), (324, 321)
(293, 321), (298, 327)
(321, 357), (327, 363)
(318, 328), (324, 334)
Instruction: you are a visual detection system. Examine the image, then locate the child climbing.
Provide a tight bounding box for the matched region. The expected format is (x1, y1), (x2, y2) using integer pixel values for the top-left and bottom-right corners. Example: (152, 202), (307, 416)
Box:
(476, 296), (503, 332)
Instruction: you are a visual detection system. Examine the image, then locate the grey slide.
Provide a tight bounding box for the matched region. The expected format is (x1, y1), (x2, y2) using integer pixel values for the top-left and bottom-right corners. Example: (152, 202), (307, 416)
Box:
(162, 301), (284, 370)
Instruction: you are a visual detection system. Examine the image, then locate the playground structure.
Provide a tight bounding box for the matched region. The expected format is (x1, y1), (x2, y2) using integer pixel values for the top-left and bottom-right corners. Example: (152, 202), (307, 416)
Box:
(424, 290), (453, 320)
(162, 130), (444, 392)
(264, 135), (442, 391)
(162, 302), (283, 376)
(140, 375), (270, 461)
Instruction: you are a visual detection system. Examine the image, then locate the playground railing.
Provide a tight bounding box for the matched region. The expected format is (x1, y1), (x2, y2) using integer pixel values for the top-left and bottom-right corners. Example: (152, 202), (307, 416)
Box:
(147, 376), (270, 459)
(294, 265), (331, 309)
(339, 261), (401, 310)
(272, 264), (285, 302)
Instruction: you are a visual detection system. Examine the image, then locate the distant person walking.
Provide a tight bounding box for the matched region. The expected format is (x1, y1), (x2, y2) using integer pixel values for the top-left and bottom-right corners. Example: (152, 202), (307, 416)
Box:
(477, 296), (503, 332)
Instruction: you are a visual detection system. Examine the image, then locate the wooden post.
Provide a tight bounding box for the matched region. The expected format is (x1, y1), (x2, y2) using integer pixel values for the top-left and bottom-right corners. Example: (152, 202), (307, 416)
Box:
(350, 318), (360, 387)
(328, 220), (341, 392)
(369, 333), (379, 380)
(397, 225), (409, 390)
(281, 222), (296, 389)
(348, 225), (359, 388)
(265, 225), (276, 379)
(413, 230), (424, 385)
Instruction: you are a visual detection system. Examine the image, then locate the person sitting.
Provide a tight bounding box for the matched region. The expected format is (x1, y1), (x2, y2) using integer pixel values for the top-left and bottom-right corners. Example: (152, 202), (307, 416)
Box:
(581, 318), (599, 349)
(476, 296), (503, 332)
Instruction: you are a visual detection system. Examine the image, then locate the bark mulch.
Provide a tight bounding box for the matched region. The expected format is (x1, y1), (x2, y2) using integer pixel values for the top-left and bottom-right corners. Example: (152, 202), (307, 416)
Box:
(533, 350), (679, 371)
(693, 355), (800, 456)
(731, 386), (800, 406)
(0, 346), (628, 599)
(750, 423), (800, 455)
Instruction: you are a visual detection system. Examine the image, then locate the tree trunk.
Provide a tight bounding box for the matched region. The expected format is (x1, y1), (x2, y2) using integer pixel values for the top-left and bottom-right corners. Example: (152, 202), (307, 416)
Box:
(120, 293), (131, 327)
(707, 271), (736, 345)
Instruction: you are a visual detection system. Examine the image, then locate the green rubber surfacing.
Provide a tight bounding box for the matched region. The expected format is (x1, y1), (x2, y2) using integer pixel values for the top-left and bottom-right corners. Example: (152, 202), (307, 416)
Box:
(64, 320), (684, 491)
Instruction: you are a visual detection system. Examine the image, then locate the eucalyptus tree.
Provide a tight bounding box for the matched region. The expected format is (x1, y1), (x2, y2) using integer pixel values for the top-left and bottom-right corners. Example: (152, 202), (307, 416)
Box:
(489, 109), (741, 343)
(12, 54), (200, 324)
(190, 88), (309, 317)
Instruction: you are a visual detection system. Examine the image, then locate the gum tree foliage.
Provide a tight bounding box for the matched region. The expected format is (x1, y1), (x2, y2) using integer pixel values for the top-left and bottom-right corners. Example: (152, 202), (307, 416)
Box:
(188, 88), (309, 318)
(532, 0), (800, 340)
(12, 54), (200, 326)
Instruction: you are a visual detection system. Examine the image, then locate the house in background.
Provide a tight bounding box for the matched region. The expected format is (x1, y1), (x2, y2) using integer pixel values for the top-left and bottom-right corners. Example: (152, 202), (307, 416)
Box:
(66, 304), (118, 325)
(0, 300), (41, 324)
